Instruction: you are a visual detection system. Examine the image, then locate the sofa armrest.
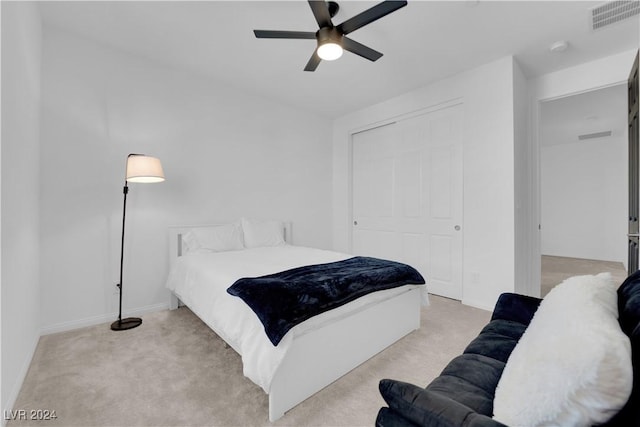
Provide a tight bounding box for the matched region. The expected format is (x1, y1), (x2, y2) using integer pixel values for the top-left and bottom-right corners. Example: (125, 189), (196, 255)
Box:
(376, 407), (420, 427)
(490, 292), (542, 325)
(378, 379), (508, 427)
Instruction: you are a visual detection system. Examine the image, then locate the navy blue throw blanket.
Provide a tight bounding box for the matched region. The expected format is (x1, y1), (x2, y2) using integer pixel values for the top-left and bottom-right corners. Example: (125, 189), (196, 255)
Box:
(227, 256), (425, 346)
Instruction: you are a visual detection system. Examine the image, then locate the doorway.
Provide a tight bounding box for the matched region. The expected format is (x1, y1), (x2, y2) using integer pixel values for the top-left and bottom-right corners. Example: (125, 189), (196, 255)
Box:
(539, 84), (628, 296)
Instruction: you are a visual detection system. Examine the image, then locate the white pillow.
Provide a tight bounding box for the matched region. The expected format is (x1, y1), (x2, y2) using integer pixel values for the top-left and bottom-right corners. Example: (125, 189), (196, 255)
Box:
(182, 223), (244, 254)
(241, 218), (285, 248)
(493, 272), (632, 427)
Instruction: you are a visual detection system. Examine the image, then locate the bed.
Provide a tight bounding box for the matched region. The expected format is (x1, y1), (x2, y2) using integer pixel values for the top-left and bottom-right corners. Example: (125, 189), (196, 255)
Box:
(166, 220), (427, 421)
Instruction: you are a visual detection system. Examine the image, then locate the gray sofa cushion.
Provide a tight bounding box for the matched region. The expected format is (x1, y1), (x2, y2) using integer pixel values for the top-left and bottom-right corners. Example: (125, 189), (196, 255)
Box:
(463, 320), (527, 363)
(378, 380), (507, 427)
(427, 354), (504, 415)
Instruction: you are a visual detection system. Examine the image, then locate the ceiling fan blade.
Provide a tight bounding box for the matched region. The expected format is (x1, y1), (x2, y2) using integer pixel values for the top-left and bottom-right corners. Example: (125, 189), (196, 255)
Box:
(342, 37), (383, 62)
(337, 1), (408, 35)
(308, 0), (333, 28)
(254, 30), (317, 39)
(304, 51), (322, 72)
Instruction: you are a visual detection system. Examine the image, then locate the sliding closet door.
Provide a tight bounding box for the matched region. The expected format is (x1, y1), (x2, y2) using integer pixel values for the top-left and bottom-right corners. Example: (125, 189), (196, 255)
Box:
(351, 104), (463, 300)
(352, 122), (399, 261)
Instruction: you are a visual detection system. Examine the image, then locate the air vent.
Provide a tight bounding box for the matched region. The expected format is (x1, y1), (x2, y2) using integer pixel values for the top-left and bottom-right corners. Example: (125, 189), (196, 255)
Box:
(578, 131), (613, 140)
(591, 1), (640, 30)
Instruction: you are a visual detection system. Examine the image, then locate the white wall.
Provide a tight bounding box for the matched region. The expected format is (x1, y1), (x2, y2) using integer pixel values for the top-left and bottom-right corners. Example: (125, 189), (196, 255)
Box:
(532, 50), (638, 101)
(39, 27), (332, 333)
(333, 56), (518, 310)
(1, 1), (42, 417)
(541, 135), (627, 262)
(513, 58), (534, 296)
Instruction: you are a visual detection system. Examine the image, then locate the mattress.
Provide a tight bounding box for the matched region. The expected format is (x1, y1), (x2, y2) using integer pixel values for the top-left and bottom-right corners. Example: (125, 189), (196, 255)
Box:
(165, 244), (428, 392)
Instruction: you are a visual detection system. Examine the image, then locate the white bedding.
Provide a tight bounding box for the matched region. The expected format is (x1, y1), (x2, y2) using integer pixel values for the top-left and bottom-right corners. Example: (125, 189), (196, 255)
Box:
(165, 244), (428, 392)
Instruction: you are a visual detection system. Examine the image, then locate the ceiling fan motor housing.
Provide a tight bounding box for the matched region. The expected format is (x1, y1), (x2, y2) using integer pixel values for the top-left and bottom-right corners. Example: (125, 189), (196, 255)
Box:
(317, 26), (343, 47)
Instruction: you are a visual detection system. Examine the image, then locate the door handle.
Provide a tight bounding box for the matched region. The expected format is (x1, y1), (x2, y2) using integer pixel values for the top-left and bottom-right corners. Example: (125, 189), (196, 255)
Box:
(454, 225), (461, 231)
(353, 221), (358, 226)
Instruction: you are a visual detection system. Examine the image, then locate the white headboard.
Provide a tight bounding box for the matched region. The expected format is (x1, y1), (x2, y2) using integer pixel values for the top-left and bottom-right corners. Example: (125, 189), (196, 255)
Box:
(168, 221), (293, 268)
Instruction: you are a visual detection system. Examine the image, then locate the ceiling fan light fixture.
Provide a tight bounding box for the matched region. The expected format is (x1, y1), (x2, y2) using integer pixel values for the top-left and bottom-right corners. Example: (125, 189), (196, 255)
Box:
(317, 41), (343, 61)
(316, 26), (343, 61)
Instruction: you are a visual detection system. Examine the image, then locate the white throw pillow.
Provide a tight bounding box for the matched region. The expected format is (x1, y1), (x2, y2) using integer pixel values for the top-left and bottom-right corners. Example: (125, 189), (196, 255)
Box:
(182, 223), (244, 254)
(241, 217), (285, 248)
(493, 273), (632, 427)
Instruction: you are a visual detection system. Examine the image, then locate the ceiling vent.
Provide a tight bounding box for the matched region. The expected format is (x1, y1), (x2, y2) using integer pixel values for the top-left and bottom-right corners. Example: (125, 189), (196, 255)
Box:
(578, 131), (613, 140)
(591, 1), (640, 30)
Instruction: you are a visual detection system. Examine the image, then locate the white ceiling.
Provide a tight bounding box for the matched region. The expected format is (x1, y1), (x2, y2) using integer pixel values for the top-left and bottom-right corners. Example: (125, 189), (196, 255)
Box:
(38, 0), (640, 119)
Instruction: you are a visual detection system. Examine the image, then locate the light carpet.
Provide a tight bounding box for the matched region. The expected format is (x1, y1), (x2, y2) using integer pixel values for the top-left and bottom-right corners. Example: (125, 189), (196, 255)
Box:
(9, 295), (490, 427)
(541, 255), (627, 297)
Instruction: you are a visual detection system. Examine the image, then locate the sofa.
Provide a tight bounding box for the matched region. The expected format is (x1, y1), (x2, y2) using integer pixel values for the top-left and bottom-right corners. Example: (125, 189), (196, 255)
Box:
(376, 270), (640, 427)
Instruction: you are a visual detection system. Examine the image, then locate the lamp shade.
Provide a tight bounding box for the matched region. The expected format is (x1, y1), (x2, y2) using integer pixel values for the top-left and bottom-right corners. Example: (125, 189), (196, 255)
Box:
(126, 155), (165, 183)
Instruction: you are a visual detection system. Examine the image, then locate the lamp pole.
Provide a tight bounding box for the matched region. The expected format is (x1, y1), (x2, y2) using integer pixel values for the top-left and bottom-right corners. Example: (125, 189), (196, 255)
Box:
(111, 156), (142, 330)
(111, 153), (164, 331)
(119, 180), (128, 323)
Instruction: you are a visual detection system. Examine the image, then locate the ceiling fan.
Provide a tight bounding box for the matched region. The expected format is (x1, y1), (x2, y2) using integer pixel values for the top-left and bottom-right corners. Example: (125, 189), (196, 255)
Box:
(253, 0), (408, 72)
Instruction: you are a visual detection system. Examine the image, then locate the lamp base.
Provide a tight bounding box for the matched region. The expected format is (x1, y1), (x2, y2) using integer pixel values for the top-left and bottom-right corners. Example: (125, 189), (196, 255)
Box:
(110, 317), (142, 331)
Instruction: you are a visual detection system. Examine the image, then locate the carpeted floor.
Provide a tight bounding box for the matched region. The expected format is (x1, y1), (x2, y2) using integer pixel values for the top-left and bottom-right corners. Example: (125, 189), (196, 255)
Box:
(12, 257), (627, 427)
(540, 255), (628, 297)
(9, 295), (491, 427)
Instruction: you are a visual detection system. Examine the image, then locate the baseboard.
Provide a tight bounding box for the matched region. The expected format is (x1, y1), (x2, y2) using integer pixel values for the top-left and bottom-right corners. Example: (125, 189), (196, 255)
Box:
(2, 333), (40, 427)
(40, 303), (168, 336)
(461, 298), (494, 312)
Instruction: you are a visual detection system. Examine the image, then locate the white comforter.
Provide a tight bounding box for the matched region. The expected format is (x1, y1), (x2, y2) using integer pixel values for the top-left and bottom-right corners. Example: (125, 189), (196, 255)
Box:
(165, 245), (427, 393)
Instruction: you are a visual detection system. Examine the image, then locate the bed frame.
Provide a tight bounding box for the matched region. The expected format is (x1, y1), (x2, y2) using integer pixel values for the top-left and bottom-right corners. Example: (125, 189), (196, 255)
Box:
(167, 223), (422, 421)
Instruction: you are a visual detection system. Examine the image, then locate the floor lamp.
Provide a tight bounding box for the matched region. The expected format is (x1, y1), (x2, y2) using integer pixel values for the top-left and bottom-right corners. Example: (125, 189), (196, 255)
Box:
(111, 153), (165, 331)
